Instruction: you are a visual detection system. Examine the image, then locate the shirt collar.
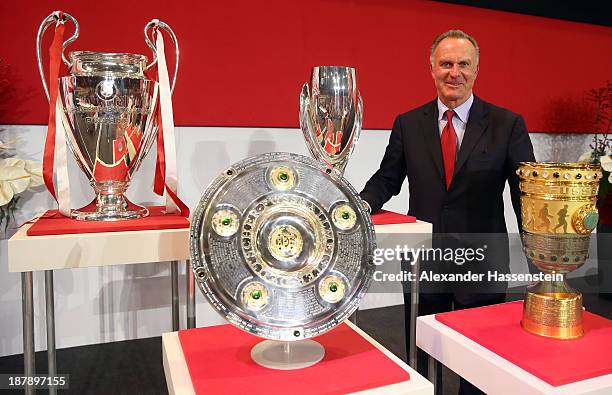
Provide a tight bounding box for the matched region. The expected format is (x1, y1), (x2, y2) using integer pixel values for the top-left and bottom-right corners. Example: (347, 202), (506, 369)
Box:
(437, 94), (474, 124)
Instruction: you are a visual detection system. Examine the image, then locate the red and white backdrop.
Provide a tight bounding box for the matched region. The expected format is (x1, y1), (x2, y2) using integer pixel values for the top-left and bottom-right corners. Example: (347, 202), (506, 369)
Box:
(0, 1), (610, 357)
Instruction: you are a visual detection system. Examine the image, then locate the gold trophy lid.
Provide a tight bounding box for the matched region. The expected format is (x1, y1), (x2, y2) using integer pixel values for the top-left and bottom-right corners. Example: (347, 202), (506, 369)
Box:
(517, 162), (602, 183)
(69, 51), (148, 77)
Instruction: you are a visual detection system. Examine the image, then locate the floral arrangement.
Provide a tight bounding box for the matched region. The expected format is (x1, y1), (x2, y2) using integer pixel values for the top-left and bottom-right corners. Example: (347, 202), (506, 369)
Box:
(0, 59), (43, 232)
(0, 132), (43, 232)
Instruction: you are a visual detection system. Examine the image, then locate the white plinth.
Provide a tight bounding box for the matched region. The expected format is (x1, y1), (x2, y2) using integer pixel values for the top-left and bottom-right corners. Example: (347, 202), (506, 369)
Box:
(360, 220), (432, 311)
(163, 320), (433, 395)
(417, 314), (612, 395)
(8, 223), (190, 272)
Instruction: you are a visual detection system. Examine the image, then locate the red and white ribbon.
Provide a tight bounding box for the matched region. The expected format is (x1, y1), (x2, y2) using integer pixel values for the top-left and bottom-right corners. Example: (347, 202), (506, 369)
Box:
(43, 15), (71, 217)
(152, 28), (189, 217)
(155, 31), (178, 214)
(54, 97), (71, 216)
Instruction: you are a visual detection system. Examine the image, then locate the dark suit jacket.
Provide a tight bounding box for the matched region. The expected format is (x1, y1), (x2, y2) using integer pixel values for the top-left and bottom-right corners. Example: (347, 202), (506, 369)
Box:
(360, 96), (535, 301)
(360, 96), (535, 235)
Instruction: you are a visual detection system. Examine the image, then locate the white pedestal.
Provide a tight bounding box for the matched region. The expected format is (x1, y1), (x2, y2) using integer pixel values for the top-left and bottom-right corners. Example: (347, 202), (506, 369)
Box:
(417, 314), (612, 395)
(163, 320), (433, 395)
(8, 223), (192, 395)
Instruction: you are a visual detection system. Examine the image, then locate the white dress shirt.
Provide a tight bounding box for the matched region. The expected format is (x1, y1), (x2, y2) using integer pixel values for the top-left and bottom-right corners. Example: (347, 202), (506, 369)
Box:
(437, 94), (474, 150)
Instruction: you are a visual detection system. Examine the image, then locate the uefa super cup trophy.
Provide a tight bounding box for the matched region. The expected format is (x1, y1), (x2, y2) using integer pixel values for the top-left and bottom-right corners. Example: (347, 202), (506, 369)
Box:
(300, 66), (363, 174)
(36, 12), (178, 220)
(518, 162), (601, 339)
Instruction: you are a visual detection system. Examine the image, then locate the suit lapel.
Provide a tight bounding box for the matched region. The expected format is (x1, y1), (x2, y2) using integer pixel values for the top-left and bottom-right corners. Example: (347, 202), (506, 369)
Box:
(454, 96), (489, 177)
(420, 101), (444, 181)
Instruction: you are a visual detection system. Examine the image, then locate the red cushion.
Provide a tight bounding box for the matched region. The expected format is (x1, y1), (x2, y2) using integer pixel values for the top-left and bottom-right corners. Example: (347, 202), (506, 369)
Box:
(27, 206), (189, 236)
(178, 323), (409, 394)
(435, 301), (612, 386)
(371, 209), (416, 225)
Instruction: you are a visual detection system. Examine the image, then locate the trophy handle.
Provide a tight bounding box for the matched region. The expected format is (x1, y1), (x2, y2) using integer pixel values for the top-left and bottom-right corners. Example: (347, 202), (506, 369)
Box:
(36, 11), (79, 100)
(144, 19), (179, 95)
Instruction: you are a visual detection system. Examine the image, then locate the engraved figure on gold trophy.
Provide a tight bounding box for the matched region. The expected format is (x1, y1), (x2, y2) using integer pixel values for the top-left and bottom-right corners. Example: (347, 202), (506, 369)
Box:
(518, 163), (601, 339)
(36, 12), (178, 220)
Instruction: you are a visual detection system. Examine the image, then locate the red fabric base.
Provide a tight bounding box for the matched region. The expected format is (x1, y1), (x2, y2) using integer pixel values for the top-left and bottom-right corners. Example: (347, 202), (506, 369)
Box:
(27, 206), (189, 236)
(435, 301), (612, 386)
(371, 209), (416, 225)
(178, 323), (409, 394)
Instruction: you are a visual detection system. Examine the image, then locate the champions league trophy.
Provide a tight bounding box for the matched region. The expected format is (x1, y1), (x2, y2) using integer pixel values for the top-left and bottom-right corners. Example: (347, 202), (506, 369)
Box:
(189, 67), (371, 369)
(518, 163), (601, 339)
(36, 12), (178, 220)
(300, 66), (363, 174)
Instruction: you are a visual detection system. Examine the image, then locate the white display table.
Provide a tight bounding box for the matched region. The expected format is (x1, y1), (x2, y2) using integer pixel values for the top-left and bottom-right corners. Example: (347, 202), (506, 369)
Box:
(162, 320), (433, 395)
(367, 219), (432, 370)
(8, 223), (193, 395)
(416, 314), (612, 395)
(8, 214), (432, 395)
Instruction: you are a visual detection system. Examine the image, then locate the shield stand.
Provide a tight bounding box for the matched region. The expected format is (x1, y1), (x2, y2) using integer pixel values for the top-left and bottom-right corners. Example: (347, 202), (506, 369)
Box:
(251, 339), (325, 370)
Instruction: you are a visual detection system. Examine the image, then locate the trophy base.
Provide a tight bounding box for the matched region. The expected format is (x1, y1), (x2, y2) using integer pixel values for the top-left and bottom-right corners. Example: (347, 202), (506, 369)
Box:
(250, 340), (325, 370)
(521, 290), (583, 339)
(71, 199), (149, 221)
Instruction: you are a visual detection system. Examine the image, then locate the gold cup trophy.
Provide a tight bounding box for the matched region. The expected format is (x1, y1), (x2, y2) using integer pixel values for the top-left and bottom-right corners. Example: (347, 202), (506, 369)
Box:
(518, 163), (602, 339)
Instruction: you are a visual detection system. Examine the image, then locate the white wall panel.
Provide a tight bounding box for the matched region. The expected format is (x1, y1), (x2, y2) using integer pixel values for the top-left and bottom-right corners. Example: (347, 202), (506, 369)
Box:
(0, 125), (595, 356)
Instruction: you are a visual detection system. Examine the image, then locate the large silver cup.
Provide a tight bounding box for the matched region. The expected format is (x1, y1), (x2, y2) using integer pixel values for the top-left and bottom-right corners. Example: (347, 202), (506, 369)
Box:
(36, 12), (178, 220)
(300, 66), (363, 174)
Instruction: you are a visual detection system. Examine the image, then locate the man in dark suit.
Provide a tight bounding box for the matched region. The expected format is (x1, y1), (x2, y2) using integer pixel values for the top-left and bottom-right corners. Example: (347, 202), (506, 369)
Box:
(360, 30), (535, 394)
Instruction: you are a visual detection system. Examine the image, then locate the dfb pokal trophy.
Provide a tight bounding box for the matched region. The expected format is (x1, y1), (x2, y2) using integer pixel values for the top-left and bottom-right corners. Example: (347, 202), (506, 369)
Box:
(300, 66), (363, 174)
(518, 162), (601, 339)
(36, 12), (178, 220)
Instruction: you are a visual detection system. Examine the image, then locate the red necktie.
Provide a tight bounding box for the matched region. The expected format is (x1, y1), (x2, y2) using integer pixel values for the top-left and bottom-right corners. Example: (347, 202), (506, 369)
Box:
(441, 110), (457, 190)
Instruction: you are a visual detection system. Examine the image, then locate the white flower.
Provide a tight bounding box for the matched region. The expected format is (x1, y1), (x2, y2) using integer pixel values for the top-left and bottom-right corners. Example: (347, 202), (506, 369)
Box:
(598, 155), (612, 184)
(0, 158), (43, 206)
(600, 155), (612, 172)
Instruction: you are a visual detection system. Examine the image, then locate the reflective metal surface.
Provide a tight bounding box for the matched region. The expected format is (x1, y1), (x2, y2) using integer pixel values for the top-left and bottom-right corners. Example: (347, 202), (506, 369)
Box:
(45, 270), (57, 395)
(186, 260), (196, 329)
(35, 11), (79, 100)
(190, 153), (376, 341)
(21, 272), (34, 395)
(59, 52), (158, 220)
(518, 162), (601, 339)
(300, 66), (363, 174)
(36, 13), (179, 220)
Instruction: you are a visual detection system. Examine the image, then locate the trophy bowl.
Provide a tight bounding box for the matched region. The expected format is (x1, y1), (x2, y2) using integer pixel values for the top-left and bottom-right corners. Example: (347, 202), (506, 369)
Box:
(190, 152), (376, 368)
(518, 162), (601, 339)
(300, 66), (363, 174)
(59, 51), (158, 220)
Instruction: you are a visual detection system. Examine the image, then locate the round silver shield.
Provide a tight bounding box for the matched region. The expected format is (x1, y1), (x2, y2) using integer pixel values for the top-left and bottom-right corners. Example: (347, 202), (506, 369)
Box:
(190, 152), (376, 341)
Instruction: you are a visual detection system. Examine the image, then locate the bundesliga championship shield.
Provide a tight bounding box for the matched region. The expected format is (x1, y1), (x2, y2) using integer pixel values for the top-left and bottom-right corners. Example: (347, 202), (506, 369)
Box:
(190, 153), (376, 368)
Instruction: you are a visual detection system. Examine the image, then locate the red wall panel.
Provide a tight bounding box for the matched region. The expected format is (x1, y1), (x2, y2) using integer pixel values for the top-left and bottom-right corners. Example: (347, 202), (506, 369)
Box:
(1, 0), (611, 131)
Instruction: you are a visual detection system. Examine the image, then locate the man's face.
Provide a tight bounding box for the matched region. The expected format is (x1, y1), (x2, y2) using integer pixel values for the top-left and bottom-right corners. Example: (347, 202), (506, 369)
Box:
(431, 37), (479, 108)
